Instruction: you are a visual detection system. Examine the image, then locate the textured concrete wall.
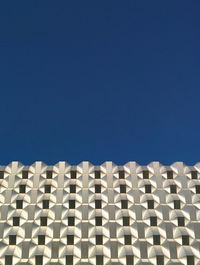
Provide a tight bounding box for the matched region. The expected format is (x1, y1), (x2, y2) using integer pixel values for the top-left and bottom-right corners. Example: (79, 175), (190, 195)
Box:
(0, 161), (200, 265)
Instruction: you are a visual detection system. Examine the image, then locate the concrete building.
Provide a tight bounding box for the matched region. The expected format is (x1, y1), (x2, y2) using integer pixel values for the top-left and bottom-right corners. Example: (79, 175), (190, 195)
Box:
(0, 161), (200, 265)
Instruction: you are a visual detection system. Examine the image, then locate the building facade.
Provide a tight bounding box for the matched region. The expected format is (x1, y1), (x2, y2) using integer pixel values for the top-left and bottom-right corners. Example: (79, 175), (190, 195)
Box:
(0, 161), (200, 265)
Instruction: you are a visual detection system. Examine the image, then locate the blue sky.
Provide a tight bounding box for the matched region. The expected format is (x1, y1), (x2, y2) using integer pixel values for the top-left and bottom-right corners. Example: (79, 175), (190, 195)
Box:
(0, 1), (200, 165)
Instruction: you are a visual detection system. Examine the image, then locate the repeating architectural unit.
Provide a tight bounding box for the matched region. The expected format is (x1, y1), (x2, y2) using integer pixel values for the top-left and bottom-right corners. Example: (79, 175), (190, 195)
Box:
(0, 161), (200, 265)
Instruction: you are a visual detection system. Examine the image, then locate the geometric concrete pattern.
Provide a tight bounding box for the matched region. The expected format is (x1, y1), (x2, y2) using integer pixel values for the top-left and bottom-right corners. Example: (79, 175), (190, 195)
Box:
(0, 161), (200, 265)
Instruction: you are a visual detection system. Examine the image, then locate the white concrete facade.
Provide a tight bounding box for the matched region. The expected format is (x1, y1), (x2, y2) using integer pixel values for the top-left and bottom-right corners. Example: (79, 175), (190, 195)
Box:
(0, 161), (200, 265)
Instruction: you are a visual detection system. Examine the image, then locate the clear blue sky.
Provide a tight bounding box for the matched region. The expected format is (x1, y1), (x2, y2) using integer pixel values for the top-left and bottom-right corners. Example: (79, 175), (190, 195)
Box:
(0, 1), (200, 165)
